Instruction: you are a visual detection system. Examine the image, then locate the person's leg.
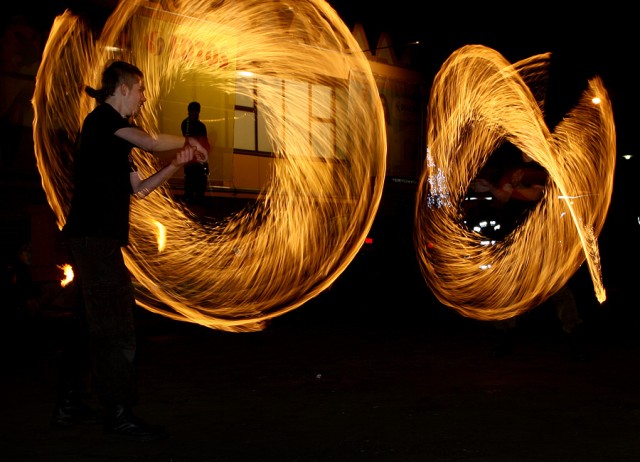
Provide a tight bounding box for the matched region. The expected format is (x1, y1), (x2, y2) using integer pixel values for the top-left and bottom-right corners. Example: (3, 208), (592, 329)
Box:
(68, 237), (167, 440)
(69, 237), (137, 408)
(184, 163), (201, 203)
(550, 284), (588, 360)
(50, 255), (100, 427)
(196, 163), (208, 201)
(551, 284), (581, 334)
(184, 172), (193, 202)
(185, 163), (207, 203)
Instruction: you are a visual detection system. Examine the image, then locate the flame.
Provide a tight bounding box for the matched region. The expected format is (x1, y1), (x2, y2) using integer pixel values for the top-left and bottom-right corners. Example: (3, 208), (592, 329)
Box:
(153, 220), (166, 252)
(415, 45), (615, 321)
(32, 0), (385, 332)
(59, 264), (74, 287)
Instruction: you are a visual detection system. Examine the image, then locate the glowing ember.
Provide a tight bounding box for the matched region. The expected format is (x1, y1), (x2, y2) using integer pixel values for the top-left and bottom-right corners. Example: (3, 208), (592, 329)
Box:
(59, 263), (74, 287)
(153, 220), (166, 253)
(414, 45), (615, 321)
(33, 0), (386, 331)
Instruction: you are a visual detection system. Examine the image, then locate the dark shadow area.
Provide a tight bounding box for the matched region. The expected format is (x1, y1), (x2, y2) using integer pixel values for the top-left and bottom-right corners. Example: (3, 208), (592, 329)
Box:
(1, 263), (639, 461)
(1, 178), (639, 461)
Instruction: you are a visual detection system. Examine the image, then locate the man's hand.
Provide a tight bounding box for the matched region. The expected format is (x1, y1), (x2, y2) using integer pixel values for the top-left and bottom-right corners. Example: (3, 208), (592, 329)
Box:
(133, 145), (201, 199)
(185, 137), (209, 162)
(172, 145), (196, 167)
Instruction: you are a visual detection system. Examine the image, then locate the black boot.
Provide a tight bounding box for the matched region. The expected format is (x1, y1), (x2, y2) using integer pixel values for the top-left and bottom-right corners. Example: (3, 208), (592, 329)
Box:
(51, 390), (101, 428)
(104, 405), (168, 441)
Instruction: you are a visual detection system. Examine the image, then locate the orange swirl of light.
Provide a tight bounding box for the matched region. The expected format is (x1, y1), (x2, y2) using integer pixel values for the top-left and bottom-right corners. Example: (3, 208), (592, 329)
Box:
(414, 45), (615, 321)
(32, 0), (386, 332)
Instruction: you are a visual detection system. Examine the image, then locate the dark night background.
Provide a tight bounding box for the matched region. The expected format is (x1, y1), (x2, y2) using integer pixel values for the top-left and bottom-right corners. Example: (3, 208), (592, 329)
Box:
(338, 2), (636, 150)
(3, 0), (637, 317)
(2, 2), (640, 461)
(7, 0), (638, 157)
(11, 1), (639, 148)
(12, 1), (638, 192)
(3, 0), (637, 328)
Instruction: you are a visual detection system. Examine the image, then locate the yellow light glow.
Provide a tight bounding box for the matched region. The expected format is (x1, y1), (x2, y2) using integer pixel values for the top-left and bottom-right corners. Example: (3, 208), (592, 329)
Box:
(59, 264), (74, 287)
(414, 45), (615, 321)
(32, 0), (385, 332)
(153, 220), (166, 252)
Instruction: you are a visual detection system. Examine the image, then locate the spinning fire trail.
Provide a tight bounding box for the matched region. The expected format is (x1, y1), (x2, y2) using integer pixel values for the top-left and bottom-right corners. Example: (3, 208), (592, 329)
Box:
(32, 0), (386, 331)
(415, 45), (616, 321)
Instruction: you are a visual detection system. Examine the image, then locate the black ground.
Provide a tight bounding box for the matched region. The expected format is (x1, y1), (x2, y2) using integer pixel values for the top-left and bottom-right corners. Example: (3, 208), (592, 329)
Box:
(1, 253), (639, 462)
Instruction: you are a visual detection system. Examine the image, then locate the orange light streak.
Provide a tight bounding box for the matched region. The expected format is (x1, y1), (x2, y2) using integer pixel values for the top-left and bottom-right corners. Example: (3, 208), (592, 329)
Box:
(415, 45), (615, 321)
(33, 0), (386, 331)
(153, 219), (166, 252)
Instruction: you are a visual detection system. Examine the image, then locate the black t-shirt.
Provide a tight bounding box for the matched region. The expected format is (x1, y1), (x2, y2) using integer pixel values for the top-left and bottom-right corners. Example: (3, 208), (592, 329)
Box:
(181, 117), (207, 139)
(63, 103), (136, 245)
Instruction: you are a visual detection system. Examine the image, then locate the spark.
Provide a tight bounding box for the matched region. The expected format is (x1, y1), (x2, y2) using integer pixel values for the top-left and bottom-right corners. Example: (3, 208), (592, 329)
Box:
(154, 220), (166, 252)
(33, 0), (385, 331)
(414, 45), (615, 321)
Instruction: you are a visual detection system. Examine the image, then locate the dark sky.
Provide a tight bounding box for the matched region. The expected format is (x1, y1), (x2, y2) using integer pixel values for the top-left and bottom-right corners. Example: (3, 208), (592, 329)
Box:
(330, 2), (636, 155)
(8, 1), (637, 155)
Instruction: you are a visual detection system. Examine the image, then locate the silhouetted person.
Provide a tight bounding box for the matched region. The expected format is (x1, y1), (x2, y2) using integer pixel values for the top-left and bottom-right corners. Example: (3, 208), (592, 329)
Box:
(470, 149), (588, 360)
(181, 101), (210, 204)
